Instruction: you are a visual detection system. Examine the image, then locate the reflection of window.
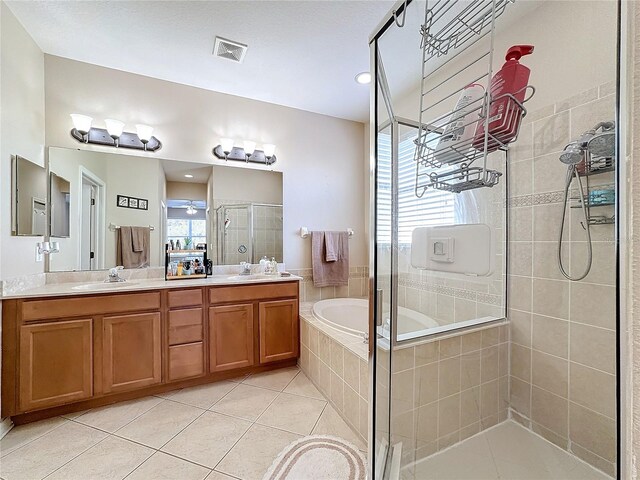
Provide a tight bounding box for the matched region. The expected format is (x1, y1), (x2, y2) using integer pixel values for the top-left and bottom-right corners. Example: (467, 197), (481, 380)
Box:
(377, 130), (455, 245)
(167, 219), (206, 247)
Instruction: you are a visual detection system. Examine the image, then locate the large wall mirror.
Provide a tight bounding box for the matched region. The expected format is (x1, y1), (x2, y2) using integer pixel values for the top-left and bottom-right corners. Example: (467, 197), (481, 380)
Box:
(47, 147), (283, 272)
(11, 155), (48, 236)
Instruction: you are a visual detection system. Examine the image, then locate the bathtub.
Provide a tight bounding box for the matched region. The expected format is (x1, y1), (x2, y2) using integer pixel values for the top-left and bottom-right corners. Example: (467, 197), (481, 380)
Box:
(312, 298), (440, 341)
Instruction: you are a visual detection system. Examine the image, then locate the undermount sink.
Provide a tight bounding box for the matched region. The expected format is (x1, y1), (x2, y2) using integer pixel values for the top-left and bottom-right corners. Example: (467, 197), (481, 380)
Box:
(227, 274), (277, 282)
(71, 281), (138, 291)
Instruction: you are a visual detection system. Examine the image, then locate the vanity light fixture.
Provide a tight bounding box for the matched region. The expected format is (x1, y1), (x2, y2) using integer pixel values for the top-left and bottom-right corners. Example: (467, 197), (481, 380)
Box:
(213, 139), (277, 165)
(69, 114), (162, 152)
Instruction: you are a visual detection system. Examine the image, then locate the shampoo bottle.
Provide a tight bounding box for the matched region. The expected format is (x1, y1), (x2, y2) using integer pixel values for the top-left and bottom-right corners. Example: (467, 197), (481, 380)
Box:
(433, 83), (485, 165)
(473, 44), (534, 152)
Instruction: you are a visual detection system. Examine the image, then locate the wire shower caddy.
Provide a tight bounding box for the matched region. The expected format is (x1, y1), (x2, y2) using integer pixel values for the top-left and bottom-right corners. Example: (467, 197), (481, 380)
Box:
(414, 0), (535, 195)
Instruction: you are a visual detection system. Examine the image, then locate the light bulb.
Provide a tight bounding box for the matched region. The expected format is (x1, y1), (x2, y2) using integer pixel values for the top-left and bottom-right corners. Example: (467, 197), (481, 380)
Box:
(70, 114), (93, 134)
(243, 140), (256, 157)
(355, 72), (371, 85)
(136, 124), (154, 143)
(263, 144), (276, 158)
(220, 138), (234, 153)
(105, 119), (125, 139)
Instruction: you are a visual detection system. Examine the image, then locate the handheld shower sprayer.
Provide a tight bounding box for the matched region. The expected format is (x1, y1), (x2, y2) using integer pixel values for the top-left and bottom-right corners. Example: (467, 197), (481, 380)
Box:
(557, 120), (615, 281)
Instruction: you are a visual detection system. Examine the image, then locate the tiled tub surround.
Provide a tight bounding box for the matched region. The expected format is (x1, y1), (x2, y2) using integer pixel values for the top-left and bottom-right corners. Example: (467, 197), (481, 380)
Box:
(386, 323), (510, 476)
(507, 82), (617, 476)
(298, 304), (369, 447)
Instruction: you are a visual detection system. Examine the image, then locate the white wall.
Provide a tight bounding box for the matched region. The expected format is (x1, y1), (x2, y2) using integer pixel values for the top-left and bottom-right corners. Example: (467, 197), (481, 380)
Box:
(0, 1), (46, 280)
(44, 56), (366, 270)
(212, 166), (283, 205)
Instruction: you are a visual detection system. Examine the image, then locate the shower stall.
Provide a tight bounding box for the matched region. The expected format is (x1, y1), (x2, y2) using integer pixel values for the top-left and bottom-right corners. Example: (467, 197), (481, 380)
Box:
(369, 1), (620, 479)
(215, 203), (283, 265)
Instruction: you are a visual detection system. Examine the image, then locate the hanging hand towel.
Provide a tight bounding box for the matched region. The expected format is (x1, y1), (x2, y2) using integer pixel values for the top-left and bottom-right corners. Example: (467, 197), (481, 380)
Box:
(324, 231), (341, 262)
(312, 231), (349, 287)
(116, 226), (150, 269)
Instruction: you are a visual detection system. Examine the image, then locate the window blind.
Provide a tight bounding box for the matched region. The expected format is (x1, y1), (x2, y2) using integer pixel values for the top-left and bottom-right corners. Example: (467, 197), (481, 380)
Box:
(377, 130), (455, 244)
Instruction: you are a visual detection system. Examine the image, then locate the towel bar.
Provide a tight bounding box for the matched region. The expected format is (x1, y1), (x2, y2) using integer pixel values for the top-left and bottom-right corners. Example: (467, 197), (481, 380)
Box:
(299, 227), (353, 238)
(109, 223), (155, 231)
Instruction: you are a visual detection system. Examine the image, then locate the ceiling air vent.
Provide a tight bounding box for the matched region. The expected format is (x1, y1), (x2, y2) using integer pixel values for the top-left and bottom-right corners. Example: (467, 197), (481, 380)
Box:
(213, 36), (248, 63)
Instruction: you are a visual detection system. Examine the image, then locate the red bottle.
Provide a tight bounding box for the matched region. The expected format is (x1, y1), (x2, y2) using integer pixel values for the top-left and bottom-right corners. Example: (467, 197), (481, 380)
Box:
(473, 45), (534, 152)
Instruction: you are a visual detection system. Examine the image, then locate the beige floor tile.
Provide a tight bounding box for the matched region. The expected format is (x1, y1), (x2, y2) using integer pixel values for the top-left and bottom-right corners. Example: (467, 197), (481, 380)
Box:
(283, 371), (324, 400)
(209, 384), (279, 421)
(0, 421), (107, 480)
(206, 471), (238, 480)
(0, 416), (67, 457)
(61, 410), (87, 420)
(128, 452), (212, 480)
(256, 392), (326, 435)
(242, 366), (299, 391)
(216, 424), (301, 480)
(312, 404), (366, 451)
(116, 400), (204, 449)
(74, 396), (164, 432)
(159, 381), (237, 409)
(46, 435), (153, 480)
(162, 411), (252, 468)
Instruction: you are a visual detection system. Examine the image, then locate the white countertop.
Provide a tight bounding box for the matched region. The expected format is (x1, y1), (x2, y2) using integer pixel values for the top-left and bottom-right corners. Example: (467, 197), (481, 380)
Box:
(2, 274), (302, 300)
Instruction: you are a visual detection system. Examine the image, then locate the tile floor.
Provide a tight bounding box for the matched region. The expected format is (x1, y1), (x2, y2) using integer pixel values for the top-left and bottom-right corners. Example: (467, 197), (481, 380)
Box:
(0, 366), (366, 480)
(406, 420), (611, 480)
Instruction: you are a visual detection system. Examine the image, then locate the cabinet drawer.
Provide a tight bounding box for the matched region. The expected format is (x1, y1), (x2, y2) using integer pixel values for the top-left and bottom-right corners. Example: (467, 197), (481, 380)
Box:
(168, 289), (203, 309)
(209, 282), (298, 304)
(168, 308), (203, 345)
(168, 343), (204, 381)
(22, 292), (161, 322)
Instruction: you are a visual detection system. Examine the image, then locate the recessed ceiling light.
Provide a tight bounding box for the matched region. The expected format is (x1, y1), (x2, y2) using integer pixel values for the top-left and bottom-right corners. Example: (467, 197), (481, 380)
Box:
(355, 72), (371, 85)
(184, 174), (193, 178)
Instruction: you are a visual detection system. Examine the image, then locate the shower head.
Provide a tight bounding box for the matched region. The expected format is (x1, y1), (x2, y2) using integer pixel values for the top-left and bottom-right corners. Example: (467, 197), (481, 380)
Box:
(578, 121), (616, 158)
(559, 143), (584, 165)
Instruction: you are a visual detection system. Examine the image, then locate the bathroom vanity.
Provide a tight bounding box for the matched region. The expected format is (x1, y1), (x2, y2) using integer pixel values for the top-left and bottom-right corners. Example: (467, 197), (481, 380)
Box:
(1, 277), (300, 424)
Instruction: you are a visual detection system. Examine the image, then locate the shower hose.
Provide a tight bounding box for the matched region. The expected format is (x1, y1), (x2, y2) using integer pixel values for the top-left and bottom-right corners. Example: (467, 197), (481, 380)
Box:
(557, 164), (592, 281)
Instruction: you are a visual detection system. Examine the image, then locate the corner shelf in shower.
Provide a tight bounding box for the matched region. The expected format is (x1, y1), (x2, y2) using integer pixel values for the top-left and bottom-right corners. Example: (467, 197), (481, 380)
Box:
(413, 0), (531, 196)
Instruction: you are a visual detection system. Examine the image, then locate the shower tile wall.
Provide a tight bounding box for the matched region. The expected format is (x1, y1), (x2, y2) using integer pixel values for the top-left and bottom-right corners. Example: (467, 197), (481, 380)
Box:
(507, 82), (616, 476)
(252, 204), (283, 261)
(389, 324), (510, 474)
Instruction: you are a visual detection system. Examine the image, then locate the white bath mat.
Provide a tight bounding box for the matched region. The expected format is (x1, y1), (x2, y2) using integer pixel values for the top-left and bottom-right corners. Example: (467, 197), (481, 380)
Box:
(262, 434), (367, 480)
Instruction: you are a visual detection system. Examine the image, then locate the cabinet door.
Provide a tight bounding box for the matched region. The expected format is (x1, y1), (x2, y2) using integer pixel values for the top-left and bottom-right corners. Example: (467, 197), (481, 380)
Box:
(102, 312), (161, 393)
(209, 304), (254, 372)
(259, 299), (299, 364)
(19, 319), (93, 412)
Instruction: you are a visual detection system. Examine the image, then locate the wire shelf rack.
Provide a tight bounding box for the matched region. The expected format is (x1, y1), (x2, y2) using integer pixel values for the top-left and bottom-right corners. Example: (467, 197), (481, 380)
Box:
(414, 0), (532, 195)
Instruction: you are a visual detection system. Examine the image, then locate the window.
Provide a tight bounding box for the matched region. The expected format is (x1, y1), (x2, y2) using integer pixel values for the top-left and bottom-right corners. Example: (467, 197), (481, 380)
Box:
(167, 218), (206, 247)
(377, 128), (455, 245)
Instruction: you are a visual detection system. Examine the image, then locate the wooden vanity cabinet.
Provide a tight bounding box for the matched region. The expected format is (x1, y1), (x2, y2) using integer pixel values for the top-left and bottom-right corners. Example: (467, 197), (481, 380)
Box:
(2, 281), (300, 422)
(19, 319), (93, 412)
(102, 312), (162, 393)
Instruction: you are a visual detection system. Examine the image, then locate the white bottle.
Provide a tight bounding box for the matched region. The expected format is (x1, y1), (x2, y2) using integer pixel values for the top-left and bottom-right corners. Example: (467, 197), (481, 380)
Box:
(433, 83), (485, 165)
(259, 256), (269, 273)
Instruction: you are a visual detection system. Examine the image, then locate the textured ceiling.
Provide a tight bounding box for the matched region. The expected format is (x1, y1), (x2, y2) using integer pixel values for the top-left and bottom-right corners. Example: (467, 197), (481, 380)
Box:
(6, 0), (396, 122)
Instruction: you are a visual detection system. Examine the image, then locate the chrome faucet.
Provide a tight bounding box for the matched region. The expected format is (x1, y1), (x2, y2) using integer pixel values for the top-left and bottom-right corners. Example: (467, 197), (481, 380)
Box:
(105, 266), (125, 283)
(239, 262), (252, 275)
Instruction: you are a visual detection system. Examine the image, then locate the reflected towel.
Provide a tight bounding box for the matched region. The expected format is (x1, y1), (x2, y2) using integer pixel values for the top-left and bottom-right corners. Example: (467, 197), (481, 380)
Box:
(116, 226), (150, 269)
(131, 226), (145, 252)
(312, 231), (349, 287)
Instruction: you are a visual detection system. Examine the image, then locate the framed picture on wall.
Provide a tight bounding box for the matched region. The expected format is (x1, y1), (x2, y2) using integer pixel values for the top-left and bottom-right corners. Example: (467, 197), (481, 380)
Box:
(137, 199), (148, 210)
(129, 198), (139, 209)
(117, 195), (129, 208)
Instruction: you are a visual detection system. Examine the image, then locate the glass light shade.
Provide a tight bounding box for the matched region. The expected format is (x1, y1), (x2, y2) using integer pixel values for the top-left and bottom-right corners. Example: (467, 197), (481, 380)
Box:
(243, 140), (256, 156)
(70, 114), (93, 134)
(220, 138), (235, 153)
(263, 144), (276, 158)
(105, 119), (125, 139)
(186, 204), (197, 215)
(136, 124), (154, 142)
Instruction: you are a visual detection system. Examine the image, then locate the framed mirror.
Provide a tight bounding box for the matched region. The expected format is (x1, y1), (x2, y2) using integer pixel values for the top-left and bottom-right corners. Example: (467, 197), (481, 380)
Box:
(11, 155), (48, 236)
